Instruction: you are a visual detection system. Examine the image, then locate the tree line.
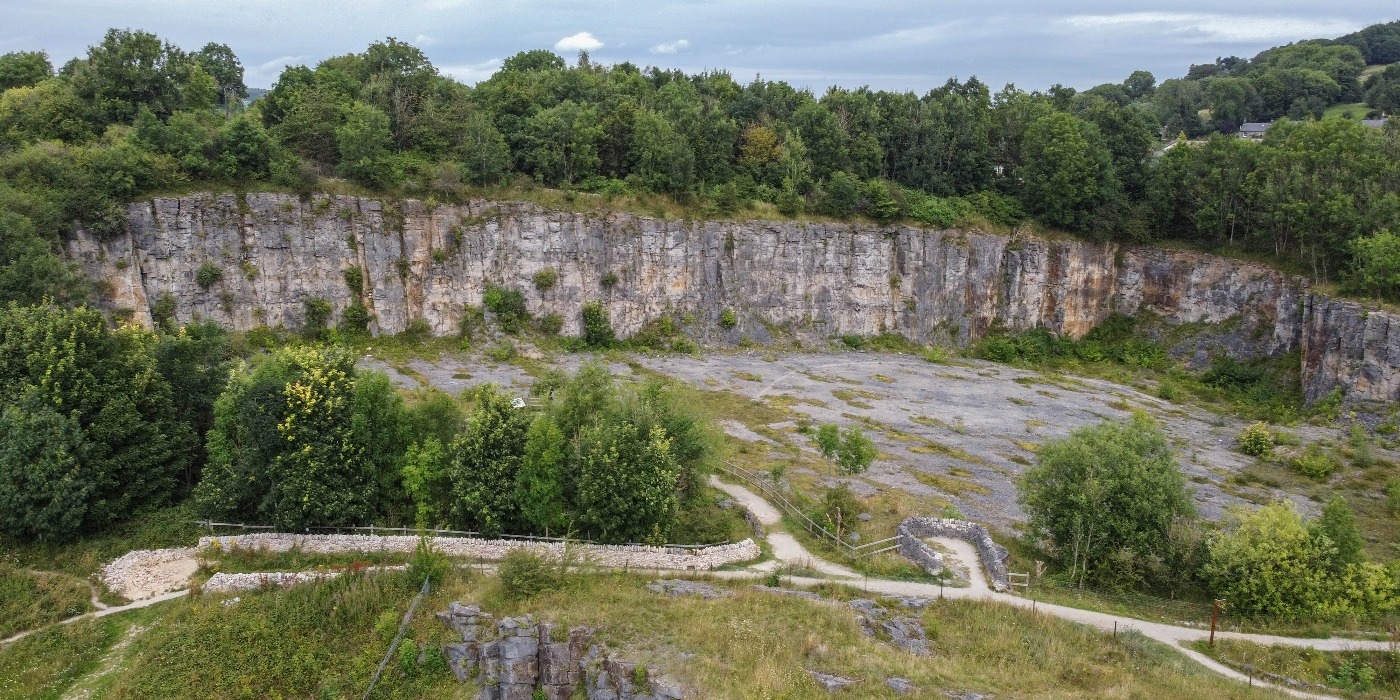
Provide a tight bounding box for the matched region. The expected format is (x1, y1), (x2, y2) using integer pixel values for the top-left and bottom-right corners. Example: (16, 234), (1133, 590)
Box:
(2, 23), (1399, 309)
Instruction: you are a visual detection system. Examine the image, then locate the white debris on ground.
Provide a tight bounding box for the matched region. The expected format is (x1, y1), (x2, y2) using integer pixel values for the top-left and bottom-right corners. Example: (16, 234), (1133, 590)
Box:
(99, 548), (199, 601)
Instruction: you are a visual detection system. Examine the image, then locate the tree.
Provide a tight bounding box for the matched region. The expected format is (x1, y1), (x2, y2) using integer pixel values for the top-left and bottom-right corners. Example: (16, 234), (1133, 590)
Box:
(1019, 414), (1194, 589)
(515, 415), (568, 534)
(575, 421), (680, 543)
(336, 101), (395, 187)
(836, 425), (877, 474)
(457, 110), (510, 186)
(217, 115), (275, 180)
(522, 100), (602, 185)
(193, 42), (247, 108)
(448, 385), (530, 534)
(1312, 496), (1363, 571)
(0, 304), (189, 541)
(1018, 111), (1120, 233)
(194, 346), (403, 529)
(1203, 501), (1335, 619)
(814, 423), (841, 456)
(0, 51), (54, 92)
(1345, 229), (1400, 300)
(74, 28), (191, 124)
(1122, 70), (1156, 101)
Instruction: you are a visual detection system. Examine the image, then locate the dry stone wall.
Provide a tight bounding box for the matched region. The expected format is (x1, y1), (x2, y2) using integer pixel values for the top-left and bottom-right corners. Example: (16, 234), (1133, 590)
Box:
(64, 193), (1400, 404)
(198, 533), (759, 571)
(897, 517), (1011, 591)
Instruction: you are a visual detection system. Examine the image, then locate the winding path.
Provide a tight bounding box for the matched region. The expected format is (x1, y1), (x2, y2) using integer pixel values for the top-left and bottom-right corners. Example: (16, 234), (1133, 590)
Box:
(711, 476), (1388, 700)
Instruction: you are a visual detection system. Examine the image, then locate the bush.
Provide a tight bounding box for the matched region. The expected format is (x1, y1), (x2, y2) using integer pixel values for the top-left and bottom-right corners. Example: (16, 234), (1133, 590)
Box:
(1237, 422), (1274, 458)
(196, 261), (223, 289)
(836, 426), (877, 474)
(1387, 478), (1400, 515)
(581, 302), (615, 349)
(483, 285), (528, 334)
(497, 549), (560, 600)
(537, 312), (563, 336)
(814, 423), (840, 457)
(343, 266), (364, 293)
(1292, 444), (1338, 480)
(600, 272), (619, 289)
(533, 268), (558, 293)
(339, 302), (371, 335)
(303, 297), (332, 339)
(718, 308), (737, 329)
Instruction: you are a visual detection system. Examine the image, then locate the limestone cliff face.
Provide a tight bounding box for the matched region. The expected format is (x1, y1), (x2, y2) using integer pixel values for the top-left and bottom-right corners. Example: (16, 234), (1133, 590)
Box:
(63, 192), (1395, 405)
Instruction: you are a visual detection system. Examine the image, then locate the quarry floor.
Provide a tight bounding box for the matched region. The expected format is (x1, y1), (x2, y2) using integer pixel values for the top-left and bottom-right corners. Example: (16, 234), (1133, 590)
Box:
(364, 348), (1337, 530)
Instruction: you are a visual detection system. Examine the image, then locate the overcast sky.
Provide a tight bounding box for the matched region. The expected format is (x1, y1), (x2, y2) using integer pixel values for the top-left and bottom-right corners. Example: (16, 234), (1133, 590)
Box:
(3, 1), (1393, 93)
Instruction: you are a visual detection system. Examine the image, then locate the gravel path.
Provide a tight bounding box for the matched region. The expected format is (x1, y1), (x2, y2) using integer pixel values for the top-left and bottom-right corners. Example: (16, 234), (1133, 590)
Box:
(710, 477), (1382, 700)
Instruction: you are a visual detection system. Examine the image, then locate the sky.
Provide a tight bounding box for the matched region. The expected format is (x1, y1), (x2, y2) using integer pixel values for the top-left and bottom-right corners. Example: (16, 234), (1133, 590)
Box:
(2, 1), (1393, 93)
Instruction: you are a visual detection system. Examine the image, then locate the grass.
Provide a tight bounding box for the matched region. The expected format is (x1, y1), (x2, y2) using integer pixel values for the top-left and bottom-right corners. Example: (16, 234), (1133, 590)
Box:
(0, 502), (204, 581)
(911, 471), (992, 497)
(1190, 639), (1400, 698)
(1322, 102), (1372, 120)
(2, 567), (1290, 699)
(0, 617), (120, 700)
(0, 566), (95, 639)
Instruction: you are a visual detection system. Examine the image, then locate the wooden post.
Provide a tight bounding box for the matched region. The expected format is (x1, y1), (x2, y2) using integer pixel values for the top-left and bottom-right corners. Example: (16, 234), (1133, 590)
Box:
(1210, 599), (1223, 647)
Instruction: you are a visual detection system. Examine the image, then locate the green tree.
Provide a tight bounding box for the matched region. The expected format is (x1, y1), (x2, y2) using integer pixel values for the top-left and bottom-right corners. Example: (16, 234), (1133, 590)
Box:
(515, 415), (569, 534)
(1019, 111), (1120, 233)
(193, 42), (247, 107)
(0, 304), (189, 541)
(1202, 501), (1334, 619)
(401, 437), (449, 527)
(814, 423), (840, 457)
(194, 346), (404, 529)
(836, 425), (877, 474)
(457, 110), (510, 186)
(522, 100), (602, 185)
(1346, 229), (1400, 300)
(448, 385), (530, 534)
(575, 421), (681, 543)
(217, 115), (275, 180)
(0, 51), (53, 92)
(1019, 414), (1194, 589)
(336, 101), (395, 187)
(1312, 496), (1364, 571)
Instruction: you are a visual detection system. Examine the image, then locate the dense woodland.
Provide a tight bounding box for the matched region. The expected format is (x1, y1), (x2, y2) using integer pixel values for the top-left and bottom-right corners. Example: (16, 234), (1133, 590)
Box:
(2, 24), (1400, 625)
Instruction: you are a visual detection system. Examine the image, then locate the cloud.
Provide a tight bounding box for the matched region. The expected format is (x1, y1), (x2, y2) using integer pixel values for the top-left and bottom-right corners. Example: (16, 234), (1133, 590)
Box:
(554, 32), (603, 52)
(413, 34), (437, 47)
(650, 39), (690, 54)
(1057, 12), (1361, 44)
(438, 58), (503, 84)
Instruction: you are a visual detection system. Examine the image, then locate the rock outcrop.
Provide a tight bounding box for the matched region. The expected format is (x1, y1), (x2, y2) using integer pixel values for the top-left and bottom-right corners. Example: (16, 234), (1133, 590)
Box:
(64, 193), (1400, 405)
(436, 602), (683, 700)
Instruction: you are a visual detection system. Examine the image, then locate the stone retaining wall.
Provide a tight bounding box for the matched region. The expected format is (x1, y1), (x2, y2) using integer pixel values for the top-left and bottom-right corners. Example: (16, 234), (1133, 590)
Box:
(896, 517), (1010, 591)
(199, 533), (759, 571)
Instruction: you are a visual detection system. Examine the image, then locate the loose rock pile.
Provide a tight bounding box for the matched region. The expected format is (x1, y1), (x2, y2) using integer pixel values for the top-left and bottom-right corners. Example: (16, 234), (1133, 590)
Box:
(437, 602), (684, 700)
(99, 547), (199, 600)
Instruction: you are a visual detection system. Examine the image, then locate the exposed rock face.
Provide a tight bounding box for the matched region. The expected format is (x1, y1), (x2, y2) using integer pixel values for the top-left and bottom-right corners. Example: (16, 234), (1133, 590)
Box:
(64, 193), (1400, 404)
(437, 602), (682, 700)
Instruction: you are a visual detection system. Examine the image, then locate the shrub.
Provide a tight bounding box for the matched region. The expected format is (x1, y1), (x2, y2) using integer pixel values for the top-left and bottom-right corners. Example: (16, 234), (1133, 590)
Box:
(196, 261), (223, 289)
(1292, 444), (1338, 480)
(718, 308), (737, 329)
(303, 297), (332, 338)
(581, 302), (615, 349)
(339, 302), (371, 335)
(498, 549), (560, 600)
(533, 268), (559, 293)
(483, 285), (529, 334)
(343, 266), (364, 292)
(1385, 478), (1400, 515)
(814, 423), (840, 457)
(600, 271), (619, 289)
(1237, 422), (1274, 458)
(537, 312), (564, 336)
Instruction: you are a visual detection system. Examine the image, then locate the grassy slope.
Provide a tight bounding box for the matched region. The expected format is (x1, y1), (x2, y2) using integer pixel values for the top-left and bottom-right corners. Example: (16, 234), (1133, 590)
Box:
(1, 568), (1288, 700)
(1191, 638), (1400, 699)
(0, 566), (94, 639)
